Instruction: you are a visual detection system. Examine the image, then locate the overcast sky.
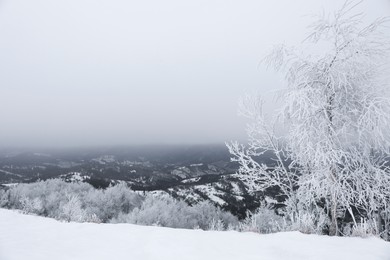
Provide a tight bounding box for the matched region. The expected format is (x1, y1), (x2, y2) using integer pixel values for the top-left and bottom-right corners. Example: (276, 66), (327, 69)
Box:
(0, 0), (389, 147)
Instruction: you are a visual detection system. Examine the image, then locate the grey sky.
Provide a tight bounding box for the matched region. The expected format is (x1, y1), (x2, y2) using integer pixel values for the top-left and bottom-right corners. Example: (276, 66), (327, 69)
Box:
(0, 0), (389, 147)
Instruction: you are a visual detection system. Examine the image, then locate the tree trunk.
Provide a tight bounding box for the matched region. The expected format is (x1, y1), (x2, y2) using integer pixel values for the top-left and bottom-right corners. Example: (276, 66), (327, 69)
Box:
(329, 190), (339, 236)
(326, 84), (338, 236)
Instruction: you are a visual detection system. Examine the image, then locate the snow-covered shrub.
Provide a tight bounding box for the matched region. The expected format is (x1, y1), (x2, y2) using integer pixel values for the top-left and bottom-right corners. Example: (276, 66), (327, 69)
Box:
(349, 219), (380, 238)
(1, 180), (142, 223)
(20, 196), (44, 215)
(60, 194), (87, 222)
(84, 183), (143, 222)
(287, 210), (329, 235)
(0, 189), (8, 207)
(112, 194), (238, 230)
(237, 202), (329, 235)
(191, 201), (239, 230)
(239, 206), (285, 234)
(113, 194), (197, 228)
(3, 179), (94, 218)
(102, 183), (142, 219)
(208, 218), (225, 231)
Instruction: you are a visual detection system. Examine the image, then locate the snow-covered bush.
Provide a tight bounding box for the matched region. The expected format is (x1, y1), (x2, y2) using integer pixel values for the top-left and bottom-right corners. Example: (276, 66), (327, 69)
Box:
(239, 206), (285, 234)
(20, 196), (44, 215)
(112, 194), (238, 230)
(191, 201), (239, 230)
(1, 180), (142, 223)
(0, 188), (8, 207)
(4, 179), (94, 219)
(347, 219), (380, 238)
(287, 211), (329, 235)
(238, 204), (329, 235)
(60, 194), (87, 222)
(112, 194), (199, 228)
(208, 218), (225, 231)
(84, 183), (143, 222)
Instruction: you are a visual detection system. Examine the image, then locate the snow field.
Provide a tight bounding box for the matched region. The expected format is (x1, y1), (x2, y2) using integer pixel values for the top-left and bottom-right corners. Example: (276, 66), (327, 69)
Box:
(0, 209), (389, 260)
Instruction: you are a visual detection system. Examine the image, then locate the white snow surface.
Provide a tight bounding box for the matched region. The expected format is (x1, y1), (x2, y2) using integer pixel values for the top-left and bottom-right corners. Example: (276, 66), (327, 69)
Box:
(0, 209), (389, 260)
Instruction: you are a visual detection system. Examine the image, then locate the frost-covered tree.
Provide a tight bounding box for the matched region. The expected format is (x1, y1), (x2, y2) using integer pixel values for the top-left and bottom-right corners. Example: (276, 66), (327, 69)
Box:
(228, 1), (390, 238)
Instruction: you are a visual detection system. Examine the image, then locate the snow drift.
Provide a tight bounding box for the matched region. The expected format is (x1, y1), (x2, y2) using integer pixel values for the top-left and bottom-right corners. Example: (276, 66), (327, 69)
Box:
(0, 209), (389, 260)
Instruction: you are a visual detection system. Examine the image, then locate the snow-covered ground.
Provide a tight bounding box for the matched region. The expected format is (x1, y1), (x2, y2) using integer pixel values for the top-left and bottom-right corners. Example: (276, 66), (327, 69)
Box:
(0, 209), (389, 260)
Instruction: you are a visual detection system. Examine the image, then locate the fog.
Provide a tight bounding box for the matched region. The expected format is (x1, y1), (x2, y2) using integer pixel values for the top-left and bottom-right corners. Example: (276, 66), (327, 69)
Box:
(0, 0), (389, 147)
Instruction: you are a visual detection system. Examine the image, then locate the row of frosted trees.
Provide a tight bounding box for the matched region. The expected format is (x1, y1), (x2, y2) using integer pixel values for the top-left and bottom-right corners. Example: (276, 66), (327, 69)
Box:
(0, 179), (238, 229)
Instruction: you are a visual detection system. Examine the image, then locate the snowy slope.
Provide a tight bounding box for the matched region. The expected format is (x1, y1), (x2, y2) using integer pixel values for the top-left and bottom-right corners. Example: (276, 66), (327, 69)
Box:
(0, 209), (389, 260)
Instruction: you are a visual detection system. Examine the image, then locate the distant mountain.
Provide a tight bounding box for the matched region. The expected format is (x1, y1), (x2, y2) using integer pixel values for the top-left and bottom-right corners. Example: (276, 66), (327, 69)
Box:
(0, 145), (280, 218)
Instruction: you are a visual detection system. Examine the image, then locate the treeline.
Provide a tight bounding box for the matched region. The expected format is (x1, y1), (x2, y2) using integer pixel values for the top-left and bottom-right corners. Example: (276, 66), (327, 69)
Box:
(0, 180), (238, 230)
(0, 179), (386, 239)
